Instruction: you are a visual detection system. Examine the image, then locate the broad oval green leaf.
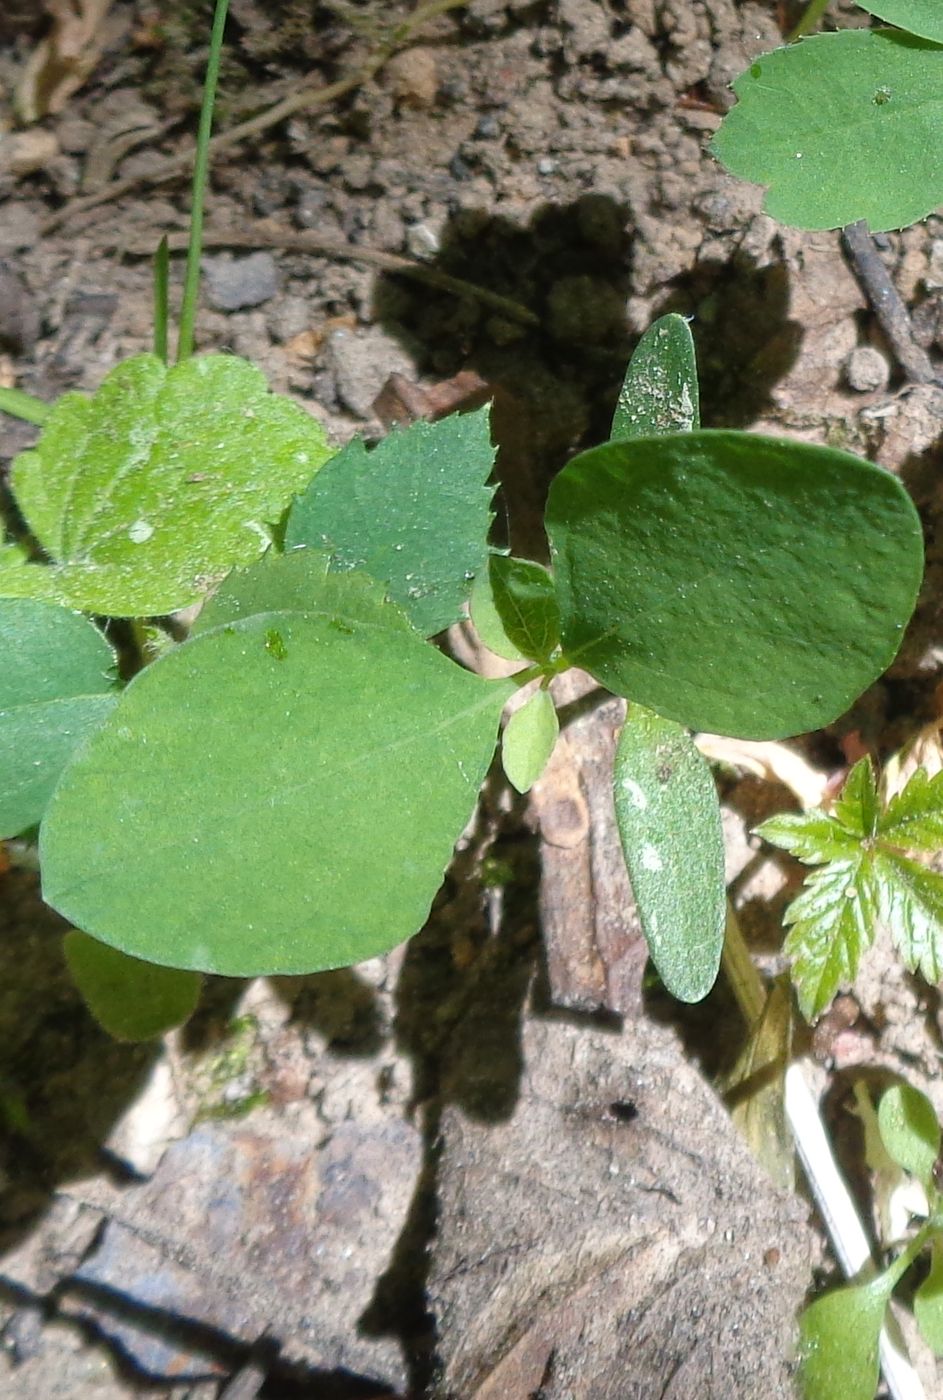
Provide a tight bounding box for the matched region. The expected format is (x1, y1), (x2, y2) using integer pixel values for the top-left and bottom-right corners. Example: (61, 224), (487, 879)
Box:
(860, 1), (943, 44)
(194, 548), (414, 637)
(64, 930), (201, 1041)
(285, 406), (496, 637)
(502, 688), (559, 794)
(613, 705), (725, 1002)
(546, 431), (923, 739)
(712, 30), (943, 232)
(489, 556), (560, 664)
(877, 1082), (941, 1185)
(612, 314), (699, 441)
(41, 604), (511, 976)
(0, 598), (117, 838)
(469, 563), (526, 662)
(798, 1275), (894, 1400)
(5, 354), (332, 616)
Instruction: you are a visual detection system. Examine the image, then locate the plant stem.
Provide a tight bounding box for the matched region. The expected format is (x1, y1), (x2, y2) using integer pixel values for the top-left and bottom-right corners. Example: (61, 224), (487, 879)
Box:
(721, 900), (767, 1025)
(0, 387), (50, 427)
(176, 0), (231, 362)
(153, 235), (170, 363)
(788, 0), (830, 40)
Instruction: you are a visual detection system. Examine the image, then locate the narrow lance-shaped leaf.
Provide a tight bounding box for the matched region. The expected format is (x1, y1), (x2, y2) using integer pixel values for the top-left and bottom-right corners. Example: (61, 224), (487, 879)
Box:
(64, 930), (201, 1041)
(611, 313), (699, 441)
(877, 1082), (941, 1188)
(502, 688), (559, 794)
(546, 431), (922, 739)
(0, 598), (117, 838)
(285, 406), (496, 637)
(41, 588), (512, 976)
(711, 30), (943, 233)
(613, 705), (725, 1002)
(858, 1), (943, 44)
(2, 353), (332, 616)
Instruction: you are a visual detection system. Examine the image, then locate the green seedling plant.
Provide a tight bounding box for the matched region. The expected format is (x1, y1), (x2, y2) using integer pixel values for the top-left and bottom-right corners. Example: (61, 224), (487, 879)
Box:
(797, 1081), (943, 1400)
(0, 0), (927, 1045)
(713, 1), (943, 233)
(759, 759), (943, 1020)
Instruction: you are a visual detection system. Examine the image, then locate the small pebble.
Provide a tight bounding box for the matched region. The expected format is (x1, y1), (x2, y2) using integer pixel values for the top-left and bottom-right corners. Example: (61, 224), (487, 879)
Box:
(202, 252), (280, 311)
(844, 345), (890, 393)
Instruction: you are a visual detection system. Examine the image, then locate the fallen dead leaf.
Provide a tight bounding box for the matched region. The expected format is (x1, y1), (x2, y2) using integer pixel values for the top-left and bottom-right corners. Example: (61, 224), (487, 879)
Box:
(15, 0), (125, 123)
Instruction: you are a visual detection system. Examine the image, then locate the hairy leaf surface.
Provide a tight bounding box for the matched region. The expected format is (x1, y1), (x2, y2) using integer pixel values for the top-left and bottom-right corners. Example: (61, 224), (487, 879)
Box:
(0, 598), (117, 838)
(3, 354), (331, 616)
(546, 432), (922, 739)
(64, 931), (201, 1041)
(41, 603), (511, 975)
(285, 406), (496, 637)
(879, 766), (943, 850)
(611, 313), (699, 440)
(613, 705), (725, 1002)
(712, 30), (943, 232)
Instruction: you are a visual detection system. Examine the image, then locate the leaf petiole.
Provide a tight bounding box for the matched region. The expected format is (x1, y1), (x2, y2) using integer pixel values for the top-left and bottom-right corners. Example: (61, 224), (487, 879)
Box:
(0, 386), (51, 427)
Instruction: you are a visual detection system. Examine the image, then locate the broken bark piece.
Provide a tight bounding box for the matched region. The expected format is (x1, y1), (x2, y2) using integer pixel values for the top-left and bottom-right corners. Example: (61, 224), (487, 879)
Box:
(430, 1012), (813, 1399)
(530, 670), (647, 1016)
(372, 368), (490, 427)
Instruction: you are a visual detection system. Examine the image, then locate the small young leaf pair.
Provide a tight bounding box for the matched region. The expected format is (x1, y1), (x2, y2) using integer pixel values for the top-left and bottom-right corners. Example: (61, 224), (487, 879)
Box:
(759, 759), (943, 1019)
(799, 1081), (943, 1400)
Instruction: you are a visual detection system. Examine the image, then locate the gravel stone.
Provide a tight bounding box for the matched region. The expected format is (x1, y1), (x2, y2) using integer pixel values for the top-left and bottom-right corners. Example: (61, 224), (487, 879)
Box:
(844, 345), (890, 393)
(202, 252), (280, 311)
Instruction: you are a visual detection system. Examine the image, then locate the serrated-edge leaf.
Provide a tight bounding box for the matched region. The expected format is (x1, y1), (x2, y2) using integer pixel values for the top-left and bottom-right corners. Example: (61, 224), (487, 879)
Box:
(64, 929), (201, 1041)
(285, 405), (496, 637)
(874, 849), (943, 983)
(877, 1082), (941, 1186)
(756, 810), (862, 865)
(611, 313), (699, 441)
(798, 1273), (895, 1400)
(784, 853), (878, 1020)
(613, 705), (725, 1003)
(502, 688), (559, 794)
(915, 1238), (943, 1355)
(859, 1), (943, 44)
(833, 757), (880, 839)
(879, 766), (943, 850)
(8, 353), (332, 616)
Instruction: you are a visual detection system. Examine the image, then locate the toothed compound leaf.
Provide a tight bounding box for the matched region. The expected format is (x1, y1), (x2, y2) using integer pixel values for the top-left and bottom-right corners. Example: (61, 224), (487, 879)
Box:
(915, 1242), (943, 1355)
(3, 354), (331, 616)
(41, 594), (512, 976)
(859, 2), (943, 43)
(879, 766), (943, 850)
(877, 1082), (941, 1186)
(783, 854), (879, 1020)
(546, 432), (922, 739)
(501, 688), (559, 794)
(488, 556), (560, 664)
(285, 406), (496, 637)
(756, 811), (862, 865)
(194, 547), (414, 636)
(833, 757), (880, 839)
(64, 931), (201, 1041)
(613, 705), (725, 1002)
(712, 30), (943, 232)
(0, 598), (117, 838)
(873, 849), (943, 984)
(612, 313), (699, 440)
(798, 1274), (894, 1400)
